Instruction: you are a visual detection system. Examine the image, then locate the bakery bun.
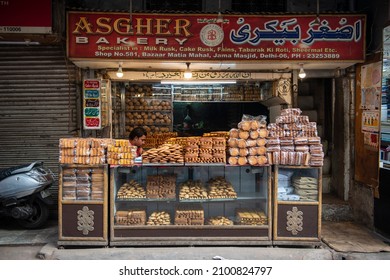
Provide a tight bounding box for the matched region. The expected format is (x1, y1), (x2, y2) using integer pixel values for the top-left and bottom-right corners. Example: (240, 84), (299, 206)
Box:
(239, 148), (248, 157)
(228, 157), (238, 165)
(250, 120), (260, 130)
(257, 155), (268, 165)
(250, 130), (259, 139)
(237, 139), (247, 148)
(228, 138), (238, 148)
(257, 146), (267, 155)
(238, 121), (251, 131)
(259, 129), (269, 138)
(248, 156), (258, 165)
(238, 130), (249, 140)
(229, 148), (239, 156)
(256, 138), (266, 146)
(238, 157), (247, 165)
(229, 128), (239, 138)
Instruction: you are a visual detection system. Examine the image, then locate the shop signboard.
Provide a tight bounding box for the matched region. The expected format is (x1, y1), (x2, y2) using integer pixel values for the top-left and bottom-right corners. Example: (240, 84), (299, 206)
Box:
(83, 79), (101, 130)
(0, 0), (52, 34)
(67, 12), (365, 62)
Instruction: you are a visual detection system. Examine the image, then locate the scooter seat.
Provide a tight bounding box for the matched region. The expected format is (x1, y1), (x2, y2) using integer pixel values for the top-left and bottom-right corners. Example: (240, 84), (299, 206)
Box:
(0, 163), (35, 182)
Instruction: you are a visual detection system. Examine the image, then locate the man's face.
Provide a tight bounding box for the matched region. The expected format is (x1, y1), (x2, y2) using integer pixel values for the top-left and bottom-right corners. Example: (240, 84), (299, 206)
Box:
(134, 135), (146, 147)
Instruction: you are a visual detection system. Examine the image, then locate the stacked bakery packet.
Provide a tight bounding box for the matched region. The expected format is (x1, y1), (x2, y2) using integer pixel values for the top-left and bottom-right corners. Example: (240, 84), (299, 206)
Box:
(277, 167), (319, 201)
(227, 115), (269, 166)
(62, 166), (105, 201)
(266, 108), (324, 166)
(59, 138), (136, 165)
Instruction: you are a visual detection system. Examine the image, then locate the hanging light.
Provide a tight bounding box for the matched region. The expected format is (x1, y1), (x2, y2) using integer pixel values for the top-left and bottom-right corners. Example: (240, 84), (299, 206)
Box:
(184, 62), (192, 79)
(116, 62), (124, 78)
(298, 64), (306, 79)
(216, 0), (223, 23)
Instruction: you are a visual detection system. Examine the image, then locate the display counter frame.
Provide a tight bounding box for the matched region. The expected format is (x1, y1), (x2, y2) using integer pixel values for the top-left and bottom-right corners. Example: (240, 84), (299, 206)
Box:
(110, 164), (272, 246)
(272, 165), (322, 247)
(58, 164), (109, 247)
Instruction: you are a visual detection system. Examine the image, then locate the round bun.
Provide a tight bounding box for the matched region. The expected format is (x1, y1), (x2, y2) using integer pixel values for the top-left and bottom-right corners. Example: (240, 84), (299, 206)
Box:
(250, 130), (259, 139)
(257, 146), (267, 155)
(228, 157), (238, 165)
(229, 148), (239, 156)
(238, 157), (247, 166)
(228, 138), (238, 148)
(229, 128), (239, 138)
(248, 156), (258, 165)
(239, 148), (248, 157)
(256, 138), (267, 146)
(239, 130), (249, 140)
(246, 139), (257, 147)
(248, 147), (258, 156)
(237, 139), (247, 148)
(238, 121), (251, 131)
(257, 155), (268, 165)
(259, 129), (269, 138)
(250, 120), (260, 130)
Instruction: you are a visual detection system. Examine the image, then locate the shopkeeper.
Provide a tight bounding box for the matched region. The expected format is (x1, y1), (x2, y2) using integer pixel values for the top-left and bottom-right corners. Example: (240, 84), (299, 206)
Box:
(129, 126), (147, 157)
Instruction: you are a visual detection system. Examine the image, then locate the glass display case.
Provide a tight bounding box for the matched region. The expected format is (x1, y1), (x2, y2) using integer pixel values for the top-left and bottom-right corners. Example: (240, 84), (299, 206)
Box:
(273, 165), (322, 246)
(110, 164), (271, 246)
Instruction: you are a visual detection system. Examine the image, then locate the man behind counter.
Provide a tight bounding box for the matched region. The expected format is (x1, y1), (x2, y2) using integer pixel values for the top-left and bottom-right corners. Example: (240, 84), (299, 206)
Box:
(129, 126), (147, 157)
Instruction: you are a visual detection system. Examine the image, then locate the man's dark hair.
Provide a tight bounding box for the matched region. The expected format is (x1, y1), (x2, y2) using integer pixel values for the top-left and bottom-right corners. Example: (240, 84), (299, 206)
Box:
(129, 126), (147, 140)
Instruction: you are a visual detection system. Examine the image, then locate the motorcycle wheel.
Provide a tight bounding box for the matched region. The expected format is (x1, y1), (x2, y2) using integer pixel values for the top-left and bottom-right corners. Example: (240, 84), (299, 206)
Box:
(17, 199), (49, 229)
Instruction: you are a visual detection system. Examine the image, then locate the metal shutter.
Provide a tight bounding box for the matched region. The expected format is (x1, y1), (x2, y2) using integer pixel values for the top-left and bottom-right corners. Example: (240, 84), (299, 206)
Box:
(0, 45), (79, 211)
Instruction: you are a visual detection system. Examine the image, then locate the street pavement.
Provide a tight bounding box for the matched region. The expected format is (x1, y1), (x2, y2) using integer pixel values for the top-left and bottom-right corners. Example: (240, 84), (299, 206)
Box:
(1, 217), (390, 260)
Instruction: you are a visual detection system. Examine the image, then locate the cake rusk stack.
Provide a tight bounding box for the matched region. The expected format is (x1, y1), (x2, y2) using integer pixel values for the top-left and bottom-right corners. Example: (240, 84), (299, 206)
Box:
(266, 108), (324, 166)
(142, 143), (184, 164)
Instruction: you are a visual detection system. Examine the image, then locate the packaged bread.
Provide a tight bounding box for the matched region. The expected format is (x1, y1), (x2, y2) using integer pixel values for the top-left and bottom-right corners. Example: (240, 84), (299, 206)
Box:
(257, 146), (267, 155)
(250, 130), (259, 139)
(237, 139), (247, 148)
(256, 138), (267, 146)
(238, 121), (251, 131)
(250, 120), (260, 130)
(281, 108), (302, 116)
(257, 155), (268, 165)
(258, 129), (269, 138)
(238, 130), (249, 140)
(246, 139), (257, 147)
(238, 157), (247, 165)
(247, 156), (258, 165)
(248, 147), (257, 156)
(228, 157), (238, 165)
(229, 147), (239, 157)
(229, 128), (239, 138)
(239, 148), (248, 157)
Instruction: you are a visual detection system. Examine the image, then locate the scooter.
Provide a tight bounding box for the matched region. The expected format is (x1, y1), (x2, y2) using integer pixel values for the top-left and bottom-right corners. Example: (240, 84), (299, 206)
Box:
(0, 161), (54, 229)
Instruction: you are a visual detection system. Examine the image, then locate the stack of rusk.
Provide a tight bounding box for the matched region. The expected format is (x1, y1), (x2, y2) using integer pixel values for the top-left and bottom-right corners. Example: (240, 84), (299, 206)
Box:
(266, 108), (324, 166)
(115, 208), (146, 225)
(235, 208), (268, 225)
(59, 138), (109, 165)
(146, 174), (176, 199)
(174, 204), (204, 225)
(106, 139), (136, 165)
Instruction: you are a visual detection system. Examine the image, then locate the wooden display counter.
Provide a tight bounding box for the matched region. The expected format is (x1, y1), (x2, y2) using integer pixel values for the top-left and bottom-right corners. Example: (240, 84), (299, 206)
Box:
(58, 164), (109, 247)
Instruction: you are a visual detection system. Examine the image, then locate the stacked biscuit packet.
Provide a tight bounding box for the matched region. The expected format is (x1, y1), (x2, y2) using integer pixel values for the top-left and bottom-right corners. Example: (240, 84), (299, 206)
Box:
(146, 174), (176, 199)
(62, 166), (104, 201)
(184, 137), (226, 164)
(59, 138), (136, 165)
(227, 115), (269, 166)
(59, 138), (110, 165)
(266, 108), (324, 166)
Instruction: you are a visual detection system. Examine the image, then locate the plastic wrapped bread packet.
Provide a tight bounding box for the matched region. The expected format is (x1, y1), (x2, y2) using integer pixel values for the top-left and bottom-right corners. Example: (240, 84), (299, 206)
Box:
(265, 108), (324, 166)
(227, 114), (269, 166)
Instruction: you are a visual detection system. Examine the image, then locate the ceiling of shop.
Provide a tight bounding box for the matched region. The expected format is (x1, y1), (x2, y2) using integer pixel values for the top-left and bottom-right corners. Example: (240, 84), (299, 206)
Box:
(72, 60), (357, 79)
(72, 60), (355, 71)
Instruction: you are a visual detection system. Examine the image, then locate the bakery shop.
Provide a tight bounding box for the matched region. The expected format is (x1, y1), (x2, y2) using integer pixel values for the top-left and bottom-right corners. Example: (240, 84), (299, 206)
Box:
(55, 7), (388, 247)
